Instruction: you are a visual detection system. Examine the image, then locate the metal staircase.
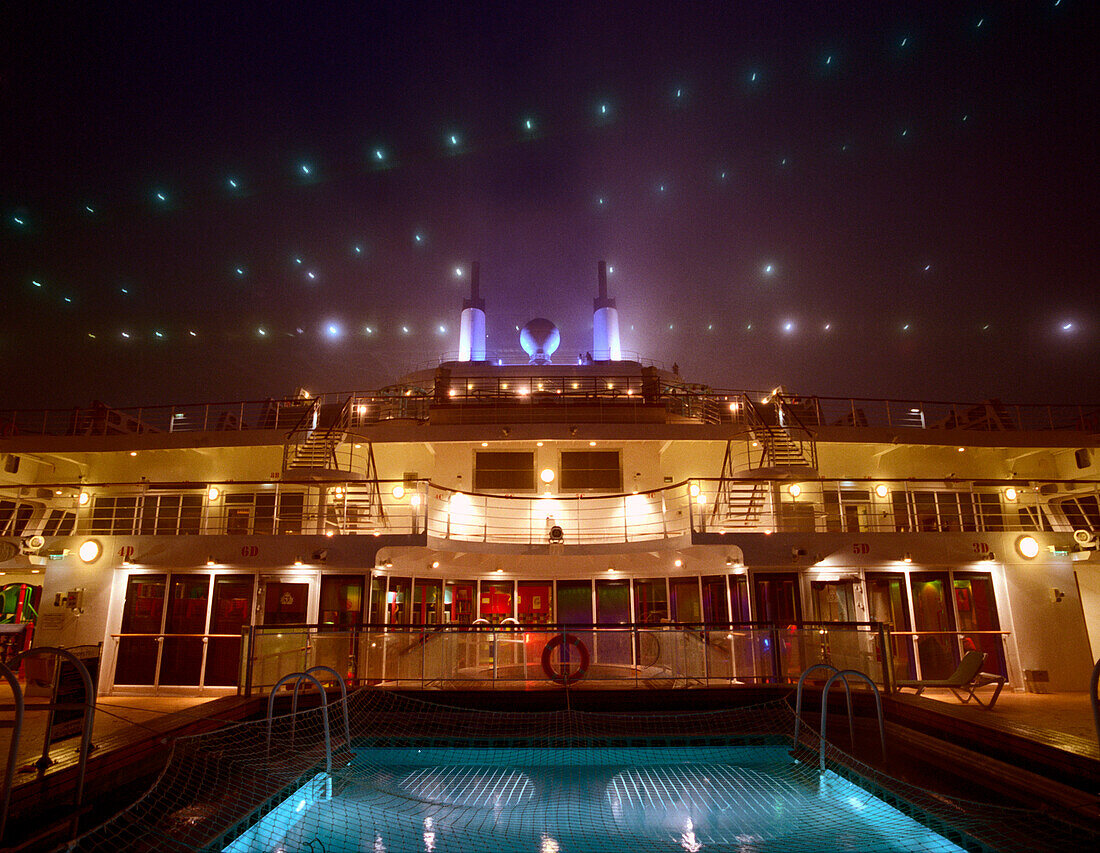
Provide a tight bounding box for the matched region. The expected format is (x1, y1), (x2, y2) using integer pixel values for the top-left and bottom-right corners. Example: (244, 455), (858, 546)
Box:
(282, 397), (350, 474)
(743, 396), (819, 471)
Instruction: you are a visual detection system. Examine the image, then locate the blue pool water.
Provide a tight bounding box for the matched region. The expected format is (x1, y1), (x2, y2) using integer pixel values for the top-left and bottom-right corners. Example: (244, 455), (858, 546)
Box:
(224, 745), (967, 852)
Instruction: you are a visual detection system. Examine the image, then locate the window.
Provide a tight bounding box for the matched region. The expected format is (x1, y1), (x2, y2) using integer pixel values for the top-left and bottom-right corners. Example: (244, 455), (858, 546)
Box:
(1076, 448), (1091, 469)
(42, 509), (76, 536)
(1017, 505), (1052, 531)
(824, 488), (871, 532)
(91, 497), (138, 534)
(974, 493), (1003, 531)
(474, 452), (534, 491)
(560, 451), (621, 491)
(225, 491), (306, 534)
(1059, 495), (1100, 531)
(0, 500), (38, 536)
(140, 495), (203, 535)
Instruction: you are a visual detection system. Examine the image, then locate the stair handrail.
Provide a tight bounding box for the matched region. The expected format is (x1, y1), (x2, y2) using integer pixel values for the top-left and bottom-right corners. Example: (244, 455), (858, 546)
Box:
(0, 662), (23, 841)
(773, 393), (819, 469)
(819, 669), (887, 773)
(1090, 657), (1099, 750)
(284, 395), (322, 441)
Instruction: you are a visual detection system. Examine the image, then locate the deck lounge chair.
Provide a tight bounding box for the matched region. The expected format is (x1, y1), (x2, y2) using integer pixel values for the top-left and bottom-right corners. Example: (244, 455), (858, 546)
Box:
(896, 650), (1006, 708)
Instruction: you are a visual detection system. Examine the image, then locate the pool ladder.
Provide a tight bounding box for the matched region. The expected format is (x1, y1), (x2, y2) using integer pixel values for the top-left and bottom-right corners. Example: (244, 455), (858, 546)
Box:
(792, 664), (887, 773)
(265, 665), (352, 777)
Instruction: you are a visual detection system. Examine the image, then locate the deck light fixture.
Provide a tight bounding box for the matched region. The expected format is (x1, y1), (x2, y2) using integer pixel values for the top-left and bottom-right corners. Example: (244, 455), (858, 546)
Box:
(674, 558), (683, 567)
(689, 483), (701, 497)
(294, 556), (303, 566)
(540, 468), (555, 484)
(1016, 535), (1040, 559)
(207, 486), (220, 501)
(78, 491), (90, 506)
(206, 556), (216, 566)
(788, 483), (802, 498)
(411, 494), (421, 507)
(902, 553), (913, 563)
(1004, 487), (1018, 502)
(874, 484), (889, 499)
(392, 485), (405, 499)
(78, 539), (101, 563)
(431, 560), (440, 569)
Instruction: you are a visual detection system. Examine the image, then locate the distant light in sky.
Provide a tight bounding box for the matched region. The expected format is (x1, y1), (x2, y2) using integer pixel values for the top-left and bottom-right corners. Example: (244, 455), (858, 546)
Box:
(599, 103), (608, 115)
(353, 245), (362, 255)
(1061, 322), (1074, 332)
(300, 163), (312, 175)
(783, 321), (794, 333)
(364, 326), (373, 335)
(447, 133), (460, 146)
(258, 327), (267, 336)
(32, 280), (42, 287)
(414, 232), (423, 244)
(326, 323), (341, 337)
(763, 263), (775, 275)
(454, 266), (463, 276)
(121, 332), (130, 338)
(524, 117), (534, 131)
(155, 192), (167, 202)
(900, 37), (908, 47)
(825, 55), (833, 65)
(120, 288), (129, 294)
(189, 330), (197, 337)
(12, 216), (24, 226)
(749, 71), (758, 83)
(976, 18), (984, 28)
(608, 265), (614, 274)
(402, 326), (409, 334)
(85, 205), (95, 213)
(307, 271), (316, 280)
(824, 323), (832, 331)
(227, 178), (238, 189)
(154, 331), (164, 338)
(374, 148), (385, 161)
(294, 256), (303, 265)
(235, 267), (245, 276)
(64, 296), (72, 303)
(902, 324), (910, 331)
(924, 264), (931, 271)
(438, 325), (446, 334)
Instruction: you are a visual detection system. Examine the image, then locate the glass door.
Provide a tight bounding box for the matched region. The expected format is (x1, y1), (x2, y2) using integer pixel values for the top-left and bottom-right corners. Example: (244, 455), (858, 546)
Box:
(115, 574), (167, 686)
(910, 572), (958, 679)
(412, 579), (442, 625)
(159, 574), (210, 686)
(953, 572), (1006, 676)
(319, 575), (364, 630)
(753, 573), (804, 682)
(595, 579), (631, 668)
(206, 575), (254, 687)
(866, 573), (914, 680)
(444, 581), (475, 624)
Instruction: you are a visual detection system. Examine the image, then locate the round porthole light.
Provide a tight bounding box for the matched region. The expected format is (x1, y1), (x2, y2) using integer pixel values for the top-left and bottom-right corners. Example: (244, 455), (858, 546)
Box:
(788, 483), (802, 498)
(207, 486), (220, 501)
(689, 483), (700, 497)
(78, 539), (101, 563)
(392, 485), (405, 499)
(78, 491), (90, 506)
(875, 484), (889, 499)
(1016, 535), (1040, 559)
(1004, 487), (1018, 502)
(540, 468), (555, 484)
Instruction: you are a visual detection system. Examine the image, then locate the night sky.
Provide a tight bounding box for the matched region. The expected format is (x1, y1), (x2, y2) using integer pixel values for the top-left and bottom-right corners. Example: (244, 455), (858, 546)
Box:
(2, 1), (1096, 410)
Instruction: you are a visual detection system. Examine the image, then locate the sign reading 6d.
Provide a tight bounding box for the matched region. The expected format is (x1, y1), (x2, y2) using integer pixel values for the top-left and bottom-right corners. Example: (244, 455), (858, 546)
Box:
(240, 545), (259, 557)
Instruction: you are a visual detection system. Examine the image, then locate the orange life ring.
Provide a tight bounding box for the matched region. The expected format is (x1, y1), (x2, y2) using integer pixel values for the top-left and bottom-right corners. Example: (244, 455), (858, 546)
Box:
(540, 633), (590, 685)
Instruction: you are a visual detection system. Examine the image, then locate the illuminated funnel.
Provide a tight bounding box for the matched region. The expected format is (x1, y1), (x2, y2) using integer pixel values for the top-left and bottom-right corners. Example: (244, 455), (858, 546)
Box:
(593, 260), (621, 361)
(520, 318), (560, 365)
(458, 262), (485, 361)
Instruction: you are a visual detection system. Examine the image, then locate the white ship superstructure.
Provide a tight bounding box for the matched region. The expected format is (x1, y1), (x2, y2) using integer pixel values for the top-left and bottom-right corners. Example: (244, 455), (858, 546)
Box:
(1, 264), (1097, 696)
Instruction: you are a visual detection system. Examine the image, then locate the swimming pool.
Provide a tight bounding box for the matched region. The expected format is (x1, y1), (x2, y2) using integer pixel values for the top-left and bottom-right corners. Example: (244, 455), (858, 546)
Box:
(223, 744), (969, 853)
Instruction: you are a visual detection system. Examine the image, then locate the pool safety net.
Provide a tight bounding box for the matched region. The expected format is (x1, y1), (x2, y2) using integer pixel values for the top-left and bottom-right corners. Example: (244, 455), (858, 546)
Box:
(66, 689), (1094, 853)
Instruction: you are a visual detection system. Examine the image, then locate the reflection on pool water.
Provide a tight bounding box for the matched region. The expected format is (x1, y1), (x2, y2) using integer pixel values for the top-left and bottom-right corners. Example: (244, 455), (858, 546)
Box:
(223, 745), (965, 853)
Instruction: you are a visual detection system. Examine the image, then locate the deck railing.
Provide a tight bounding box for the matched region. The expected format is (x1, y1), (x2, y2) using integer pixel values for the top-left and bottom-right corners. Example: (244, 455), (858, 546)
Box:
(2, 390), (1095, 436)
(239, 621), (891, 695)
(15, 477), (1098, 543)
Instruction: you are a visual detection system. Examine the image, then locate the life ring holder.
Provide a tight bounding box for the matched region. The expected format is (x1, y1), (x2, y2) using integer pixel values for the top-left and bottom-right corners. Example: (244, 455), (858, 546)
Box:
(541, 633), (590, 685)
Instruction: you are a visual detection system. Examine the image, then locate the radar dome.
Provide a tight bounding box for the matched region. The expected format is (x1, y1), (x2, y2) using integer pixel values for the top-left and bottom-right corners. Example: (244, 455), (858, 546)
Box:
(519, 318), (560, 365)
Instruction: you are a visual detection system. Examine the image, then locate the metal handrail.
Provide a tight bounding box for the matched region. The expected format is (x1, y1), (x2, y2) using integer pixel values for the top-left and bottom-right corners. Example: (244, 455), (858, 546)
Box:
(7, 647), (96, 836)
(265, 672), (332, 774)
(819, 669), (887, 773)
(1090, 658), (1099, 750)
(0, 662), (23, 841)
(303, 665), (351, 751)
(792, 664), (853, 750)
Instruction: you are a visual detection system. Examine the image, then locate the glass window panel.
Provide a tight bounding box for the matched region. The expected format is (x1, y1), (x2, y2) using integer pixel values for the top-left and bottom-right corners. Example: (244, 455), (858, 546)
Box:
(116, 574), (166, 685)
(936, 493), (962, 532)
(444, 581), (475, 624)
(556, 580), (592, 624)
(702, 575), (730, 623)
(976, 493), (1004, 531)
(517, 582), (553, 624)
(254, 493), (276, 535)
(277, 492), (306, 535)
(320, 575), (364, 630)
(670, 577), (701, 623)
(474, 452), (535, 491)
(478, 580), (514, 624)
(165, 574), (210, 634)
(387, 577), (411, 625)
(560, 451), (621, 491)
(412, 579), (442, 625)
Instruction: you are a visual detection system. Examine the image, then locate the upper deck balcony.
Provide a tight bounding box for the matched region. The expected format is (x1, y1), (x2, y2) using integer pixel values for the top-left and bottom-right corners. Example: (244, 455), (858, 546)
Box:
(1, 383), (1096, 438)
(8, 476), (1097, 548)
